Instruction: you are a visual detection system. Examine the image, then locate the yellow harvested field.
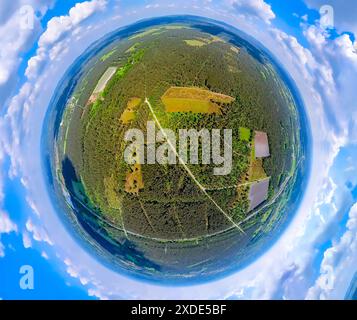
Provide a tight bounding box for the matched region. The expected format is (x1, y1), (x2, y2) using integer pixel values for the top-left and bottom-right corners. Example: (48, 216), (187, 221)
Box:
(127, 97), (142, 109)
(164, 25), (187, 30)
(208, 35), (225, 43)
(163, 98), (220, 114)
(163, 87), (234, 102)
(184, 39), (206, 47)
(125, 164), (144, 194)
(249, 158), (268, 181)
(161, 87), (234, 114)
(120, 111), (135, 123)
(184, 36), (225, 47)
(231, 46), (240, 54)
(120, 97), (142, 124)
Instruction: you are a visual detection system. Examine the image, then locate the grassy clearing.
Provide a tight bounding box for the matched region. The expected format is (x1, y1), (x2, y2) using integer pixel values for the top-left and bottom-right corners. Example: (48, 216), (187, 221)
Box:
(116, 49), (145, 79)
(161, 86), (234, 114)
(239, 127), (251, 141)
(129, 28), (161, 40)
(248, 140), (268, 182)
(206, 35), (225, 44)
(184, 36), (225, 48)
(130, 26), (188, 41)
(100, 49), (116, 62)
(89, 95), (103, 117)
(126, 43), (139, 53)
(120, 97), (142, 124)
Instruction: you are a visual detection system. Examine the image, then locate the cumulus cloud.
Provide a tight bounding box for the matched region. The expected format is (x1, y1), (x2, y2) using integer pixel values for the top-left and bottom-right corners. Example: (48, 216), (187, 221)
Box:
(63, 257), (108, 299)
(0, 0), (53, 23)
(39, 0), (106, 47)
(25, 218), (53, 246)
(267, 15), (357, 142)
(26, 0), (107, 79)
(0, 211), (17, 235)
(88, 288), (109, 300)
(0, 0), (109, 197)
(0, 82), (34, 179)
(26, 196), (40, 217)
(0, 211), (17, 257)
(306, 203), (357, 299)
(0, 0), (54, 107)
(41, 251), (49, 259)
(302, 24), (357, 138)
(231, 0), (275, 24)
(22, 231), (32, 249)
(0, 2), (111, 264)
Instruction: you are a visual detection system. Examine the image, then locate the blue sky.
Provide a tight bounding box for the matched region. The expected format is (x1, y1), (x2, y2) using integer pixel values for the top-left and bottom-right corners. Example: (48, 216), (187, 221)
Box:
(0, 0), (357, 300)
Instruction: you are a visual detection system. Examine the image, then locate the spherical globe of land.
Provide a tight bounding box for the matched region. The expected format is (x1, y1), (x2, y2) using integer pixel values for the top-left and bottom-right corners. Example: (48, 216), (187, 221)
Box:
(44, 16), (310, 284)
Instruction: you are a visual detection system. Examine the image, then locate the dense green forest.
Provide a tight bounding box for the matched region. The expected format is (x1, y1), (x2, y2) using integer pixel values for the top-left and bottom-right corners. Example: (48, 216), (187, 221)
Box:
(61, 26), (299, 241)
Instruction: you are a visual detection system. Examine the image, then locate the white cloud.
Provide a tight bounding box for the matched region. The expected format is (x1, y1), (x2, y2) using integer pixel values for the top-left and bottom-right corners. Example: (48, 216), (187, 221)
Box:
(0, 211), (17, 257)
(26, 0), (107, 79)
(0, 0), (54, 108)
(88, 288), (108, 300)
(25, 218), (53, 246)
(145, 4), (160, 9)
(306, 203), (357, 299)
(302, 24), (357, 139)
(39, 0), (106, 47)
(270, 25), (338, 100)
(0, 0), (109, 185)
(231, 0), (275, 24)
(26, 196), (40, 217)
(41, 251), (49, 260)
(0, 4), (111, 265)
(0, 211), (17, 234)
(0, 82), (34, 179)
(63, 257), (103, 295)
(22, 231), (32, 249)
